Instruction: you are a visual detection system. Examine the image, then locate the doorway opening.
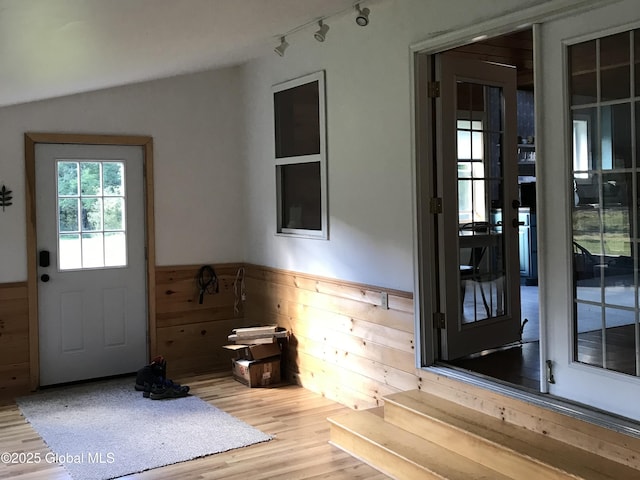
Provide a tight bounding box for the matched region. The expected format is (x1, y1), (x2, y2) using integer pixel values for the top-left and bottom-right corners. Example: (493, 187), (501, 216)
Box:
(430, 28), (542, 390)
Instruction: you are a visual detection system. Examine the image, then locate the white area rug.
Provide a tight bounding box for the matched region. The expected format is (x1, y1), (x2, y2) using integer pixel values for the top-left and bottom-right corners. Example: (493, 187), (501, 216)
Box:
(17, 377), (272, 480)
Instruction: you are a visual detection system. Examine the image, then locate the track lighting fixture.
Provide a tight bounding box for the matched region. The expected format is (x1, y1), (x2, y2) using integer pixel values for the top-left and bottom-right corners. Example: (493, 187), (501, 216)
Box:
(355, 4), (370, 27)
(274, 36), (289, 56)
(314, 21), (329, 42)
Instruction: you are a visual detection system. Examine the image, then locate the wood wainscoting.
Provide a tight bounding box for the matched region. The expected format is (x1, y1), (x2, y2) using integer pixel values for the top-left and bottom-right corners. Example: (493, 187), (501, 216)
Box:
(155, 263), (250, 376)
(0, 282), (30, 399)
(244, 265), (417, 410)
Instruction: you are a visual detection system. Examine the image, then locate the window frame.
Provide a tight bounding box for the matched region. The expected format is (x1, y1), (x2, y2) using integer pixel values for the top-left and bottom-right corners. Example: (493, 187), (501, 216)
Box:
(272, 71), (328, 239)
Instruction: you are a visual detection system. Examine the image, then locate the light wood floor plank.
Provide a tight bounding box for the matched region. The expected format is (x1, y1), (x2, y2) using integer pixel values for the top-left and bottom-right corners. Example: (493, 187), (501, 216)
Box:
(0, 375), (389, 480)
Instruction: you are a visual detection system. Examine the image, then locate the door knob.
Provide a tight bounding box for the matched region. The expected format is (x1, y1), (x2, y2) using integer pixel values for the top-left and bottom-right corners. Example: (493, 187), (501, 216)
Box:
(40, 274), (50, 282)
(512, 199), (521, 209)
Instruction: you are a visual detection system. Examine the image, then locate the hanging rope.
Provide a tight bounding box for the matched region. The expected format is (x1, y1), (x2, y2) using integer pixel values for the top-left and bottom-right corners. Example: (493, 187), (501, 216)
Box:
(196, 265), (219, 304)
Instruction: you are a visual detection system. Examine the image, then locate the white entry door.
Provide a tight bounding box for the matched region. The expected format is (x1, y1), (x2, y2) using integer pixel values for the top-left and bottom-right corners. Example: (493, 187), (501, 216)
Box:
(541, 0), (640, 421)
(36, 143), (147, 386)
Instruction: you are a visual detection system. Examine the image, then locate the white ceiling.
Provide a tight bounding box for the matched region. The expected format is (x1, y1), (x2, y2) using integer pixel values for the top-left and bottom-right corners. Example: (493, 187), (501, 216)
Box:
(0, 0), (360, 108)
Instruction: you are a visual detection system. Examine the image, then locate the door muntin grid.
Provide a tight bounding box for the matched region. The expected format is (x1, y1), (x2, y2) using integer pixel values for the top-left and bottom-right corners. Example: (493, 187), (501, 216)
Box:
(56, 160), (127, 271)
(569, 29), (640, 375)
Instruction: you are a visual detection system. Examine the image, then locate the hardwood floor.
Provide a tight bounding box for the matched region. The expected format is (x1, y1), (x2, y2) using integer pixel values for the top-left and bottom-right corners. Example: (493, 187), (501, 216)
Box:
(0, 374), (390, 480)
(449, 342), (541, 390)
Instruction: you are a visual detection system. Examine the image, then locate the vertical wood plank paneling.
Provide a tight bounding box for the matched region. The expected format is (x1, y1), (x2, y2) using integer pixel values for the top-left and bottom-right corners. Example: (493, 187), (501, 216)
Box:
(244, 265), (417, 410)
(0, 283), (30, 398)
(155, 263), (249, 376)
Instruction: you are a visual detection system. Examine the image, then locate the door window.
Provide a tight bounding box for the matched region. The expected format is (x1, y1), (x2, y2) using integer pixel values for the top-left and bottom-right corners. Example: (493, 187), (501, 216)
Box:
(456, 82), (507, 322)
(570, 29), (639, 375)
(57, 160), (127, 270)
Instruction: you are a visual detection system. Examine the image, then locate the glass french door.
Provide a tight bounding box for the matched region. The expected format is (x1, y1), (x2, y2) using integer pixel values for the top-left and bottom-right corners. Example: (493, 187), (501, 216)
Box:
(436, 54), (521, 361)
(542, 0), (640, 421)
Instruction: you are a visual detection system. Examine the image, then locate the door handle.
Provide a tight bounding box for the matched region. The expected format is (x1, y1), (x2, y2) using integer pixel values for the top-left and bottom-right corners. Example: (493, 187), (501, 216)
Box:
(39, 250), (50, 268)
(512, 218), (525, 228)
(40, 274), (50, 282)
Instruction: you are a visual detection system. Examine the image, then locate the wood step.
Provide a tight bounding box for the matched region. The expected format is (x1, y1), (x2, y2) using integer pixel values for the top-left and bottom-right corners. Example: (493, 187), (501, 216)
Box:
(328, 410), (513, 480)
(383, 390), (640, 480)
(418, 369), (640, 470)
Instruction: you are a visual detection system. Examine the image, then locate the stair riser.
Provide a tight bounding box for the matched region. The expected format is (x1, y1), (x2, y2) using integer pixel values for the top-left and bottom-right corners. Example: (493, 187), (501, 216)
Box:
(329, 423), (446, 480)
(384, 402), (576, 480)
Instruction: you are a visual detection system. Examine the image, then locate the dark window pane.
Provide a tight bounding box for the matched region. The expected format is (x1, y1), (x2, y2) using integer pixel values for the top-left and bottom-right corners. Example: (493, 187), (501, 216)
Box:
(274, 81), (320, 158)
(636, 104), (640, 171)
(600, 32), (630, 101)
(604, 308), (636, 375)
(635, 29), (640, 94)
(280, 162), (321, 230)
(575, 302), (604, 368)
(570, 40), (597, 105)
(601, 103), (632, 169)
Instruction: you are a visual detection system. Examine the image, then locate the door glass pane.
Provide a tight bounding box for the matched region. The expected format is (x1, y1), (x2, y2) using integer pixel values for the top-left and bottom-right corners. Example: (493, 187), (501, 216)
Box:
(59, 198), (79, 232)
(81, 198), (102, 231)
(103, 162), (124, 195)
(82, 233), (104, 268)
(635, 29), (640, 95)
(59, 234), (82, 270)
(457, 82), (507, 323)
(57, 161), (127, 270)
(600, 33), (630, 102)
(569, 29), (638, 376)
(58, 162), (79, 195)
(572, 108), (596, 173)
(80, 162), (101, 195)
(604, 307), (636, 375)
(104, 198), (124, 230)
(105, 232), (127, 266)
(570, 40), (596, 105)
(601, 104), (632, 170)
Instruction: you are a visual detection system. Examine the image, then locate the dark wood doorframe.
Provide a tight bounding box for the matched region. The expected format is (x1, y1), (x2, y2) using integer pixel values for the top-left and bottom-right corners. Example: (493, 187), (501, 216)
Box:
(24, 133), (156, 390)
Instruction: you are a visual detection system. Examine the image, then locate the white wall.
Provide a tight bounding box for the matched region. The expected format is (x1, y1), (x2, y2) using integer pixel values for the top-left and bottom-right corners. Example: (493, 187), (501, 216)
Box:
(241, 0), (545, 292)
(0, 67), (245, 283)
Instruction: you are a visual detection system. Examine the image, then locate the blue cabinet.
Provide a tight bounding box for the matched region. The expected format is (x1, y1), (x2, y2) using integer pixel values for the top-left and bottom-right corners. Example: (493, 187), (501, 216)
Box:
(518, 210), (538, 285)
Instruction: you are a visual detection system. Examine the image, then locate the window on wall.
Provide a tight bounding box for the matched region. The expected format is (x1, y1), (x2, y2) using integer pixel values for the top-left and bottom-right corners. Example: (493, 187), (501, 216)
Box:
(569, 28), (639, 376)
(273, 71), (327, 238)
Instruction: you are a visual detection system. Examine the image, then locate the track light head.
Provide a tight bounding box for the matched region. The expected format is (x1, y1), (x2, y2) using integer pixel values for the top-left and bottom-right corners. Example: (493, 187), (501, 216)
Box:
(355, 4), (370, 26)
(314, 21), (329, 42)
(274, 36), (289, 56)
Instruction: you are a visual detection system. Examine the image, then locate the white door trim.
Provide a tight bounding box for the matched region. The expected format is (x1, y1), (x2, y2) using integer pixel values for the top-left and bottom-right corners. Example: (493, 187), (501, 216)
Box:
(25, 133), (157, 390)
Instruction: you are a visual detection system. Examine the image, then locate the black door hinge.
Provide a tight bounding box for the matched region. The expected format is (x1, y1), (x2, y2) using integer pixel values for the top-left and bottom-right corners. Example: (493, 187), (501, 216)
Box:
(430, 197), (443, 214)
(428, 81), (440, 98)
(433, 312), (445, 329)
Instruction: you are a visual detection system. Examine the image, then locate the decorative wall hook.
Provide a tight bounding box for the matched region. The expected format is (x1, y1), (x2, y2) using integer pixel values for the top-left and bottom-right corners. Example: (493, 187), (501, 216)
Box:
(0, 185), (13, 211)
